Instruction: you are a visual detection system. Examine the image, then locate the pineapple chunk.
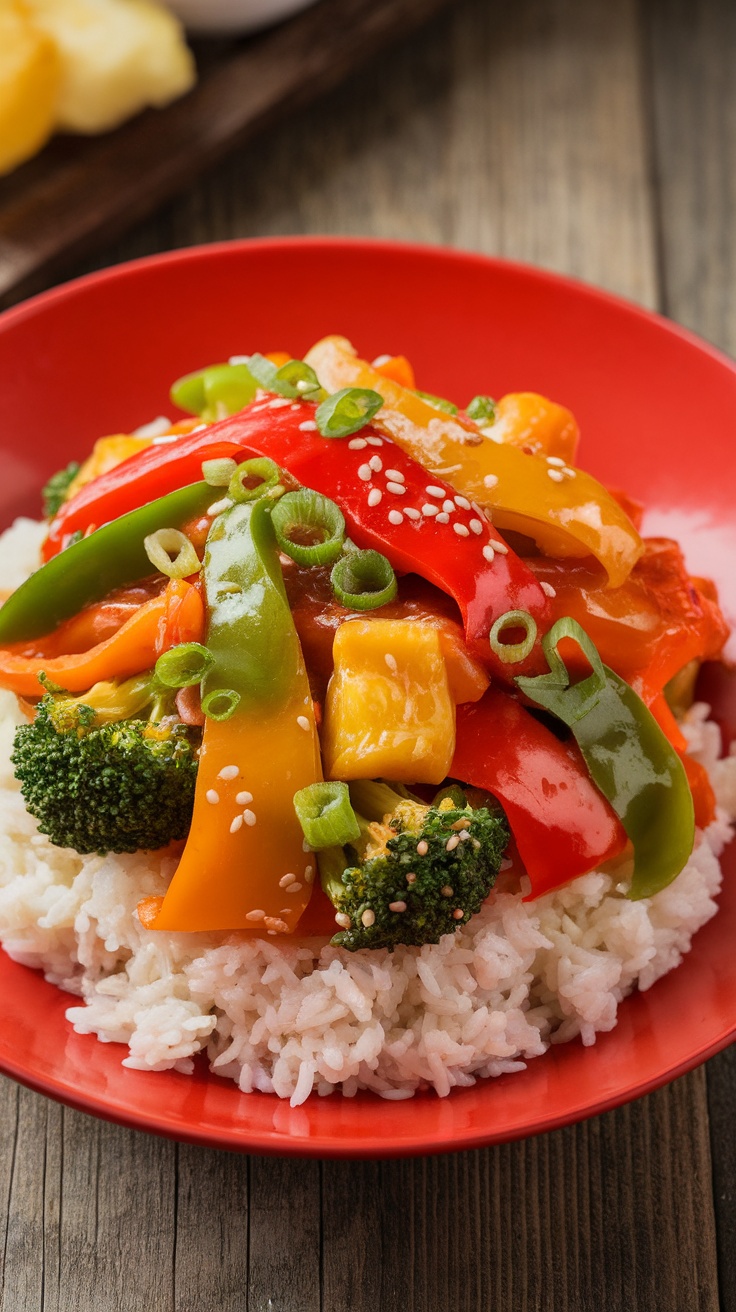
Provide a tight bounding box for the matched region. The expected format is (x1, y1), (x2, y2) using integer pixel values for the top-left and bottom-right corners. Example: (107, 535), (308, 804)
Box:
(23, 0), (196, 134)
(0, 1), (60, 176)
(323, 619), (456, 786)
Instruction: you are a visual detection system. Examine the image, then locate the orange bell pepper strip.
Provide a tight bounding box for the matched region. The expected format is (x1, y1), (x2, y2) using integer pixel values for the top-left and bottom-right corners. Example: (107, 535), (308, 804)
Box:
(373, 354), (416, 389)
(480, 392), (580, 464)
(0, 579), (204, 697)
(304, 336), (643, 587)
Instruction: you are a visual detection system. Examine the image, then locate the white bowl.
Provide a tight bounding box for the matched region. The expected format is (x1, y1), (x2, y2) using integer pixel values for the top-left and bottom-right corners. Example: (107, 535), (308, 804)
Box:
(162, 0), (319, 35)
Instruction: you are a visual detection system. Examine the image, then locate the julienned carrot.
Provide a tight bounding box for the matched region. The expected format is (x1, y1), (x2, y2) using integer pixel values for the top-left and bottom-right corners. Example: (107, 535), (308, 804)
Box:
(0, 580), (204, 697)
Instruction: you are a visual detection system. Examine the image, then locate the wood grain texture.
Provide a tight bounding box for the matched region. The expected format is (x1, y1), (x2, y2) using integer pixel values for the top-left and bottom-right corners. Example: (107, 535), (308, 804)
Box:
(0, 0), (733, 1308)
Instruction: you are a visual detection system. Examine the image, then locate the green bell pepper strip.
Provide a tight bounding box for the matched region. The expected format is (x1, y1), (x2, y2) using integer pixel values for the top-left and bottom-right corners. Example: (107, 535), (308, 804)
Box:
(170, 362), (258, 420)
(515, 616), (695, 900)
(0, 482), (219, 645)
(200, 495), (305, 715)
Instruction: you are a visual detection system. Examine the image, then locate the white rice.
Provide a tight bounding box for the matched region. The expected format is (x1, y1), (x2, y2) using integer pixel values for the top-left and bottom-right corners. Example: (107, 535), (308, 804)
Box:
(0, 517), (734, 1104)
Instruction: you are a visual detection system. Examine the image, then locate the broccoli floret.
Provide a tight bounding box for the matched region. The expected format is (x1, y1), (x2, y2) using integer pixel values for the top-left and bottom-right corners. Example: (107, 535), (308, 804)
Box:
(319, 780), (509, 951)
(11, 674), (198, 855)
(42, 462), (81, 518)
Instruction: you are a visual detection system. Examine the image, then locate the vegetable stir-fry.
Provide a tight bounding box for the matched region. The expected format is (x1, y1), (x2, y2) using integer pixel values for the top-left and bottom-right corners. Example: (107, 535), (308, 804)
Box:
(3, 340), (729, 950)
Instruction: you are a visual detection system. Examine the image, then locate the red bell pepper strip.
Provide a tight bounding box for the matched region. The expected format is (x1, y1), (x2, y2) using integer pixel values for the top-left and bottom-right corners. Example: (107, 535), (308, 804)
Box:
(45, 401), (552, 677)
(451, 689), (628, 898)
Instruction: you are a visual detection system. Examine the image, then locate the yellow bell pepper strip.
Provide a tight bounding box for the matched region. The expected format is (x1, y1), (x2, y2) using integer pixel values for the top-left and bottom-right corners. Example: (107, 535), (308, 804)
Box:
(479, 392), (580, 464)
(515, 616), (695, 900)
(148, 495), (322, 934)
(0, 579), (204, 697)
(304, 336), (643, 587)
(323, 619), (456, 785)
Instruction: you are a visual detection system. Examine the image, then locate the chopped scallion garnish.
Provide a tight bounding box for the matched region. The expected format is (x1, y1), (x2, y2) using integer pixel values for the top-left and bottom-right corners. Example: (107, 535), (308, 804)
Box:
(201, 688), (241, 721)
(315, 388), (384, 439)
(466, 395), (497, 424)
(271, 489), (346, 566)
(202, 457), (238, 487)
(330, 549), (397, 610)
(143, 528), (200, 579)
(155, 643), (214, 689)
(293, 781), (361, 849)
(228, 457), (283, 504)
(489, 610), (538, 664)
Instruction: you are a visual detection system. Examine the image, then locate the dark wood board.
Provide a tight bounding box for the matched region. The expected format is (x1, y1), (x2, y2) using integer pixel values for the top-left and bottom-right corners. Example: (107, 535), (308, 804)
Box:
(0, 0), (455, 310)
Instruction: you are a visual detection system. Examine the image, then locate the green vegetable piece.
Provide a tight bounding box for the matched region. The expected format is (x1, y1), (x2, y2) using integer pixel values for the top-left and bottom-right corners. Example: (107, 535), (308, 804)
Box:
(245, 354), (322, 400)
(271, 489), (346, 567)
(227, 457), (283, 505)
(315, 387), (384, 438)
(42, 462), (81, 519)
(516, 617), (695, 900)
(0, 481), (220, 646)
(155, 643), (214, 689)
(466, 395), (497, 424)
(415, 389), (458, 416)
(11, 677), (198, 854)
(489, 609), (538, 664)
(201, 497), (304, 717)
(202, 457), (238, 487)
(318, 780), (509, 950)
(330, 549), (397, 610)
(171, 363), (257, 420)
(293, 781), (361, 849)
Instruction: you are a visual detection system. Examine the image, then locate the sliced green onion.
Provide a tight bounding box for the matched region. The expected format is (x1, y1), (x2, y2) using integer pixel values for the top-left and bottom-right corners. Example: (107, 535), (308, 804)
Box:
(201, 688), (241, 721)
(466, 395), (496, 424)
(245, 354), (322, 400)
(155, 643), (214, 689)
(228, 457), (283, 504)
(202, 457), (237, 487)
(144, 528), (200, 579)
(516, 616), (607, 722)
(293, 781), (361, 849)
(315, 388), (383, 438)
(170, 363), (257, 419)
(271, 489), (345, 566)
(330, 550), (397, 610)
(415, 389), (458, 416)
(489, 610), (538, 664)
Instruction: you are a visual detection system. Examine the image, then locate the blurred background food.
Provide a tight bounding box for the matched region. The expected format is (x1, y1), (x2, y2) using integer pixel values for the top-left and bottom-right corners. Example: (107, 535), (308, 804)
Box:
(0, 0), (195, 175)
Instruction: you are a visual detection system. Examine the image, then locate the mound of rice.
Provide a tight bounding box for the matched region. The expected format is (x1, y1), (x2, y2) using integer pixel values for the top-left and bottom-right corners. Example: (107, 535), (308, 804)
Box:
(1, 516), (734, 1104)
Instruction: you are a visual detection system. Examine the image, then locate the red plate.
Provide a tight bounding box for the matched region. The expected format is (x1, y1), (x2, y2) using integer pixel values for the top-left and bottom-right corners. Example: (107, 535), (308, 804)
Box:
(0, 238), (734, 1157)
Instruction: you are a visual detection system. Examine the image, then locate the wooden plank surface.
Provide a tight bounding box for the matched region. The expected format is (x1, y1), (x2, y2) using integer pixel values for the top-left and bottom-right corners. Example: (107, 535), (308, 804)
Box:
(0, 0), (733, 1308)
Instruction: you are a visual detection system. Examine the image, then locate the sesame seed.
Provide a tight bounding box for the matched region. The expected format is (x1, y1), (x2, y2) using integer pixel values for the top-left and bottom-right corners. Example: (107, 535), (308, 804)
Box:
(367, 488), (382, 507)
(469, 519), (484, 534)
(442, 499), (455, 514)
(299, 420), (317, 432)
(279, 873), (296, 888)
(304, 866), (314, 884)
(540, 581), (557, 598)
(267, 929), (277, 935)
(421, 503), (439, 517)
(452, 908), (465, 921)
(389, 901), (407, 913)
(492, 540), (509, 554)
(264, 916), (288, 932)
(454, 495), (471, 510)
(302, 840), (311, 852)
(371, 353), (391, 368)
(441, 886), (454, 897)
(217, 765), (239, 781)
(483, 474), (499, 489)
(243, 809), (257, 826)
(335, 912), (351, 929)
(236, 790), (253, 805)
(446, 834), (461, 851)
(358, 463), (372, 481)
(436, 512), (450, 524)
(482, 545), (495, 563)
(368, 455), (383, 473)
(417, 840), (429, 856)
(287, 882), (303, 893)
(280, 908), (292, 915)
(562, 467), (576, 478)
(348, 437), (367, 449)
(365, 436), (384, 447)
(426, 485), (445, 498)
(546, 455), (566, 467)
(451, 819), (467, 830)
(386, 481), (406, 495)
(406, 873), (417, 883)
(472, 838), (481, 850)
(206, 789), (220, 805)
(267, 397), (291, 409)
(453, 523), (470, 537)
(404, 507), (421, 520)
(547, 468), (565, 483)
(246, 909), (266, 921)
(361, 909), (376, 927)
(384, 469), (404, 484)
(230, 815), (243, 833)
(207, 497), (232, 516)
(388, 509), (404, 525)
(459, 829), (471, 841)
(385, 653), (398, 673)
(296, 715), (310, 731)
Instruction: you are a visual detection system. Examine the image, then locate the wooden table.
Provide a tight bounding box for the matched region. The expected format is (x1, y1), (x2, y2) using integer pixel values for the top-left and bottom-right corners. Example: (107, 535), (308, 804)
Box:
(1, 0), (734, 1307)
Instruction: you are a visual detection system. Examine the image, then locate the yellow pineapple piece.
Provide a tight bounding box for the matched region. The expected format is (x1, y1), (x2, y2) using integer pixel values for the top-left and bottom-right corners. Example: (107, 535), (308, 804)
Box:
(23, 0), (196, 134)
(0, 0), (60, 176)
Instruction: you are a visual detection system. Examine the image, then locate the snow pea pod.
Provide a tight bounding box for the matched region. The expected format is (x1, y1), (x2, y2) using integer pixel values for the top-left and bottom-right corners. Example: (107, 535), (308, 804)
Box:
(0, 482), (218, 645)
(516, 617), (695, 900)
